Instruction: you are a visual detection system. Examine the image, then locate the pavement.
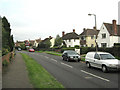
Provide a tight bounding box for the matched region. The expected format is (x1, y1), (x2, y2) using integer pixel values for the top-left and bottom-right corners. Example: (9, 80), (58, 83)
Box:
(2, 52), (33, 89)
(21, 51), (120, 89)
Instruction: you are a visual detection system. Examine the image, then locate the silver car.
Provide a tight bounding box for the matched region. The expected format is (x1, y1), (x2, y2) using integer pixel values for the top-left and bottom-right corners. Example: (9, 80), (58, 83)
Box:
(85, 52), (120, 72)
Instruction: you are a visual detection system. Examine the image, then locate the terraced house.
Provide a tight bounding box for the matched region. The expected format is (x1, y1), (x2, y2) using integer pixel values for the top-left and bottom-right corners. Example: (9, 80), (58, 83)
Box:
(80, 28), (99, 47)
(62, 29), (80, 47)
(97, 20), (120, 47)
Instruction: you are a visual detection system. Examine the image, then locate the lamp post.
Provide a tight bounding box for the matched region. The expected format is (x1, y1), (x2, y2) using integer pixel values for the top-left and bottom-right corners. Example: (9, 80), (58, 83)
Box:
(88, 13), (97, 29)
(88, 13), (98, 52)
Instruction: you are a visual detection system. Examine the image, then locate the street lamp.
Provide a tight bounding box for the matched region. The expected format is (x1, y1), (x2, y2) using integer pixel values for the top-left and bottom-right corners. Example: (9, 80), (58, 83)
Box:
(88, 13), (97, 29)
(88, 13), (98, 52)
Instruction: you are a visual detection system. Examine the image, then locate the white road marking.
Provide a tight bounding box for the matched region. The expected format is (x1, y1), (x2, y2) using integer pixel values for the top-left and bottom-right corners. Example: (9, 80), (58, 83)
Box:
(45, 56), (49, 59)
(81, 70), (110, 82)
(61, 62), (73, 68)
(51, 59), (57, 62)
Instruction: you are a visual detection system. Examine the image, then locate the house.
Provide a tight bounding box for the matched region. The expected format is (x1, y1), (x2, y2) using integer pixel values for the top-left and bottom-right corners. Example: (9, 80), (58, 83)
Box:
(80, 28), (99, 47)
(15, 41), (24, 47)
(40, 36), (55, 48)
(97, 20), (120, 47)
(33, 38), (41, 47)
(62, 29), (80, 47)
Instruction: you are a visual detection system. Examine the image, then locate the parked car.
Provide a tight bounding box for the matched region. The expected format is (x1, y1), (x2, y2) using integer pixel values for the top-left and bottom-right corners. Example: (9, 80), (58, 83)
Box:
(62, 50), (81, 62)
(18, 48), (21, 51)
(85, 52), (120, 72)
(29, 49), (35, 52)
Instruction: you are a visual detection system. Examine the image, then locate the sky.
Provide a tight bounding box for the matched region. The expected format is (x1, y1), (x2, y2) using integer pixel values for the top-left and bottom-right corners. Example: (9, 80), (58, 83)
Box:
(0, 0), (120, 42)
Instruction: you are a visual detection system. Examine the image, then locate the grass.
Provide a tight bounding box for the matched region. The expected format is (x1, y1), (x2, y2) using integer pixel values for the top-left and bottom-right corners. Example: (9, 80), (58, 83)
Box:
(20, 53), (64, 88)
(44, 51), (62, 56)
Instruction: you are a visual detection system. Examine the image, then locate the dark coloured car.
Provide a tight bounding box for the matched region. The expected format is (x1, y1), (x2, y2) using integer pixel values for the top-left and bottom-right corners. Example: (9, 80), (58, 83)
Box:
(62, 50), (81, 62)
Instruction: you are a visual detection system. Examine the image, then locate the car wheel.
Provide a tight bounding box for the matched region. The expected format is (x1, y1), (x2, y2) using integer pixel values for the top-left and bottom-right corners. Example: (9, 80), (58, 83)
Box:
(77, 59), (80, 62)
(86, 62), (91, 68)
(102, 65), (108, 73)
(67, 58), (69, 62)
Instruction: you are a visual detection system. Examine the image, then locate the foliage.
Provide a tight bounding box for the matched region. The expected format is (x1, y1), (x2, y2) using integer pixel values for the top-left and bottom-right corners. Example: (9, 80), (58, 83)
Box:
(2, 16), (14, 56)
(2, 59), (9, 66)
(74, 45), (80, 49)
(20, 43), (27, 50)
(2, 48), (9, 56)
(38, 39), (51, 49)
(54, 35), (62, 47)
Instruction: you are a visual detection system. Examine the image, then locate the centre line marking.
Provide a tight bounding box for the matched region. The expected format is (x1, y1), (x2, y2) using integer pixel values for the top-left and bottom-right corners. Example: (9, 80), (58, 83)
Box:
(81, 70), (110, 82)
(61, 62), (73, 68)
(51, 59), (57, 62)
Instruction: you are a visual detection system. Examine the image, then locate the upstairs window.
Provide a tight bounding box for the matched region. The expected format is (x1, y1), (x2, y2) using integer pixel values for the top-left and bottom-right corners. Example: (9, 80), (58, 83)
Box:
(102, 34), (106, 39)
(91, 36), (94, 39)
(81, 36), (86, 40)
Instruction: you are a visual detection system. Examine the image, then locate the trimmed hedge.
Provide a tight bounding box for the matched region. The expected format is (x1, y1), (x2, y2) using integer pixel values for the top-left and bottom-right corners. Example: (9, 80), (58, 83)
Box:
(80, 47), (120, 58)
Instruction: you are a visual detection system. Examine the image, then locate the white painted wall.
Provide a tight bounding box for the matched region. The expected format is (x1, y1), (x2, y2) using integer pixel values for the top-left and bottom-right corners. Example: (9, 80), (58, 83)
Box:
(50, 38), (55, 47)
(110, 36), (120, 47)
(96, 24), (110, 47)
(64, 39), (80, 47)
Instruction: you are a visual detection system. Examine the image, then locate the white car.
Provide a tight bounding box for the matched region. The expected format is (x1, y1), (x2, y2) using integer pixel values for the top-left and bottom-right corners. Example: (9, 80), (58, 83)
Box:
(85, 52), (120, 72)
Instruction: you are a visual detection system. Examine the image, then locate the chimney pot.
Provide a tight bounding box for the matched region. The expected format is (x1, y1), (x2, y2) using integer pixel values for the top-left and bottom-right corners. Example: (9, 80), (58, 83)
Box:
(62, 31), (65, 36)
(73, 29), (75, 32)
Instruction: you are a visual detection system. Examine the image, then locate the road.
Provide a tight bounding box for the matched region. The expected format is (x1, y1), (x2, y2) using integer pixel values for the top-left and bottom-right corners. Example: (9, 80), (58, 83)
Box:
(20, 51), (120, 88)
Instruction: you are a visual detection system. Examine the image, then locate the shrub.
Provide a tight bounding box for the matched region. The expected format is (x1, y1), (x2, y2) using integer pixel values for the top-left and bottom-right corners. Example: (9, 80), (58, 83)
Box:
(2, 59), (9, 66)
(2, 48), (9, 56)
(74, 45), (80, 49)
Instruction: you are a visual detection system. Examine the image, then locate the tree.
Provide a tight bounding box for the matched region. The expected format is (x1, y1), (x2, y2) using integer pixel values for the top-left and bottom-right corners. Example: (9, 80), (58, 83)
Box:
(2, 16), (14, 55)
(54, 35), (62, 47)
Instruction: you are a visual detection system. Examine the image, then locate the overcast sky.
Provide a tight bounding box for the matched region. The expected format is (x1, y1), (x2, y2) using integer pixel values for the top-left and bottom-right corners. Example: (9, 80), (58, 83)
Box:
(0, 0), (119, 42)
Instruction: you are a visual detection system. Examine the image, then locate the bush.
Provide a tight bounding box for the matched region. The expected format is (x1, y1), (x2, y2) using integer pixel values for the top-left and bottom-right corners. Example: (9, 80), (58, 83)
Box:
(2, 59), (9, 66)
(74, 45), (80, 49)
(2, 48), (9, 56)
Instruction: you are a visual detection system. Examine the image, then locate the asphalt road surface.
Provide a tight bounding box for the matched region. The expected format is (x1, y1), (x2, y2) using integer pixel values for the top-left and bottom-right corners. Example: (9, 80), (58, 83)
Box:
(19, 51), (120, 89)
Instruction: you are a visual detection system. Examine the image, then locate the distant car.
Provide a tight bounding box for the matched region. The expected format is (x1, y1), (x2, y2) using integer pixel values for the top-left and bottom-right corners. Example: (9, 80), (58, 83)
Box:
(62, 50), (81, 62)
(18, 48), (21, 51)
(29, 49), (35, 52)
(85, 52), (120, 72)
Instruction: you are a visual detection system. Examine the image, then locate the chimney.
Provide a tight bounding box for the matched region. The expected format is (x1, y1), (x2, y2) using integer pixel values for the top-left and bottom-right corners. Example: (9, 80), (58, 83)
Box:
(49, 36), (52, 39)
(62, 31), (65, 36)
(112, 20), (117, 35)
(83, 28), (86, 31)
(93, 26), (96, 30)
(73, 29), (75, 33)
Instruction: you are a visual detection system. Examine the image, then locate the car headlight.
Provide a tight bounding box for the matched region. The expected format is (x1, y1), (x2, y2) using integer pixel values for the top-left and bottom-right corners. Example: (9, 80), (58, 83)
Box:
(70, 56), (73, 58)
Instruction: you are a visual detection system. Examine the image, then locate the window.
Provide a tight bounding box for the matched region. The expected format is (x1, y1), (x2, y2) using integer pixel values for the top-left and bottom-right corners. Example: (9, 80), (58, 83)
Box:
(91, 36), (94, 39)
(74, 39), (76, 42)
(94, 53), (100, 60)
(91, 44), (94, 47)
(102, 34), (106, 39)
(69, 39), (71, 42)
(101, 43), (107, 47)
(81, 36), (85, 40)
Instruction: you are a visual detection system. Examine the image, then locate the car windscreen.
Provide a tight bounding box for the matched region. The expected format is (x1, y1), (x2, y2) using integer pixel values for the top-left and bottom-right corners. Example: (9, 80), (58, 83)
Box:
(100, 54), (115, 60)
(67, 51), (77, 55)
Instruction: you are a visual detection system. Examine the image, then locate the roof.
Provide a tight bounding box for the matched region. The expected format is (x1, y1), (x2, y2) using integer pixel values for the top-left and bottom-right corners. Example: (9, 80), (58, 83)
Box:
(62, 32), (79, 40)
(104, 23), (120, 36)
(36, 39), (41, 43)
(80, 29), (100, 36)
(29, 40), (35, 45)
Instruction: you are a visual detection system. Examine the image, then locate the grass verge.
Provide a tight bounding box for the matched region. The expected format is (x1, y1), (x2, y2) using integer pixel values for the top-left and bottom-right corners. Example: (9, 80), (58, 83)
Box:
(44, 51), (62, 56)
(20, 53), (64, 88)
